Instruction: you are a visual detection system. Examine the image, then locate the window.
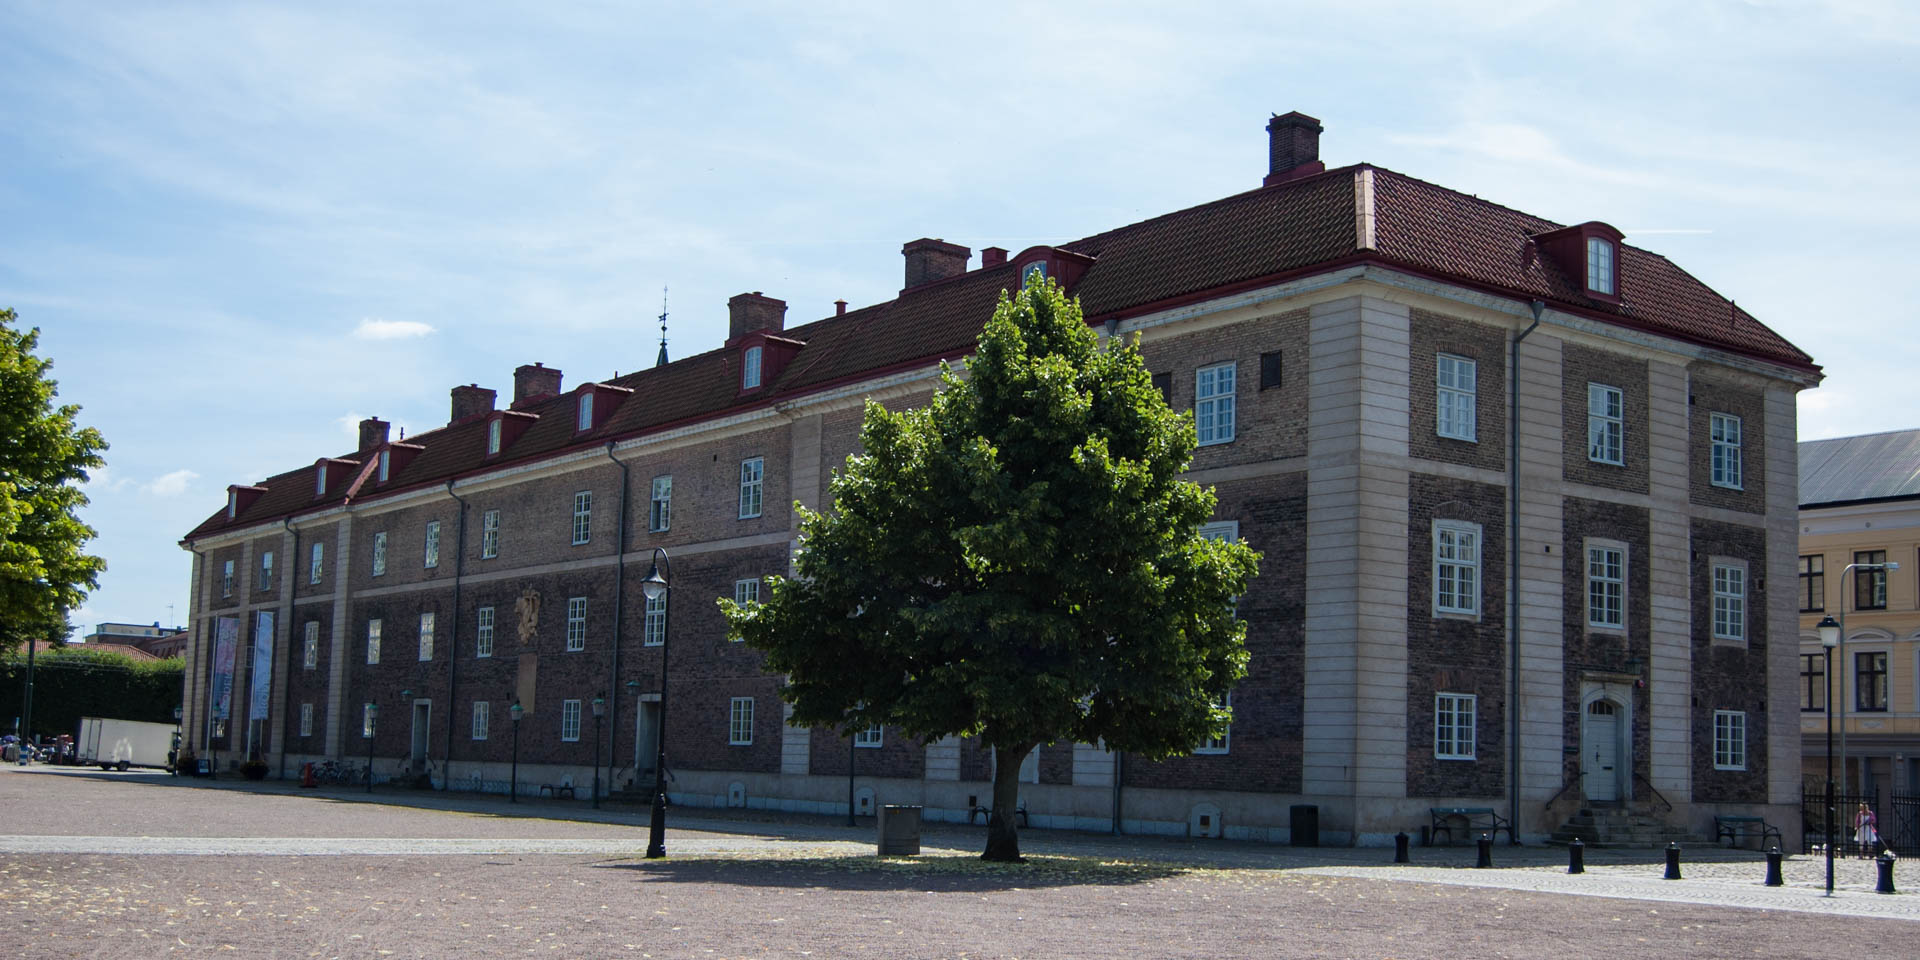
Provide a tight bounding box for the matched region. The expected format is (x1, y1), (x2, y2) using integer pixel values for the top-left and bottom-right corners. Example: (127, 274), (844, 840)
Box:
(299, 703), (313, 738)
(577, 392), (594, 431)
(566, 597), (587, 652)
(366, 618), (382, 664)
(303, 621), (319, 670)
(1857, 651), (1889, 712)
(471, 701), (490, 741)
(1435, 693), (1477, 760)
(259, 551), (274, 591)
(1799, 555), (1824, 613)
(649, 476), (672, 532)
(854, 723), (882, 748)
(316, 464), (328, 496)
(1436, 354), (1477, 442)
(371, 531), (387, 577)
(1801, 653), (1826, 712)
(1151, 371), (1172, 405)
(378, 449), (391, 483)
(222, 560), (234, 598)
(739, 457), (764, 519)
(1195, 692), (1231, 754)
(418, 611), (435, 661)
(729, 697), (755, 745)
(1586, 543), (1625, 629)
(362, 703), (375, 739)
(1587, 383), (1623, 465)
(424, 521), (440, 569)
(1712, 711), (1745, 770)
(227, 489), (238, 519)
(476, 606), (495, 659)
(742, 346), (763, 389)
(1021, 260), (1047, 284)
(644, 595), (666, 646)
(560, 699), (581, 741)
(1432, 520), (1481, 616)
(1855, 550), (1887, 610)
(487, 419), (502, 455)
(309, 542), (324, 584)
(481, 510), (499, 559)
(734, 578), (760, 606)
(1709, 412), (1743, 489)
(1586, 237), (1616, 295)
(1259, 351), (1282, 391)
(1195, 362), (1236, 446)
(571, 491), (592, 545)
(1712, 562), (1746, 643)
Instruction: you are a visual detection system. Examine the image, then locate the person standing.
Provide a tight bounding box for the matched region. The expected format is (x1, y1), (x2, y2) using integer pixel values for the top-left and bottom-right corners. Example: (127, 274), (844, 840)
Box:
(1854, 802), (1880, 856)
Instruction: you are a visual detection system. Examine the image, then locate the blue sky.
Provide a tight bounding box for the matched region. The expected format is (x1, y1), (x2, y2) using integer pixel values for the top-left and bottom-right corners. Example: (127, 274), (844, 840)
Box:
(4, 1), (1915, 638)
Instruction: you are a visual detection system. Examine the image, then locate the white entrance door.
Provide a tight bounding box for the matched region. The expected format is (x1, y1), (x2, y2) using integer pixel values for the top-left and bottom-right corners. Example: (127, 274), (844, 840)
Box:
(1582, 700), (1619, 802)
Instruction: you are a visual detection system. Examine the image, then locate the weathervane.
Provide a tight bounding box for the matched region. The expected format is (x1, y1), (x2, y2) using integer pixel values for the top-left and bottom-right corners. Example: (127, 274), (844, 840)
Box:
(655, 286), (669, 368)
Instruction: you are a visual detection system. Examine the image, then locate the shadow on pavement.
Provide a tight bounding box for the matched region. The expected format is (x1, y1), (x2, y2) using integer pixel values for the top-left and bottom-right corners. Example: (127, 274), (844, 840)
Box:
(594, 853), (1188, 891)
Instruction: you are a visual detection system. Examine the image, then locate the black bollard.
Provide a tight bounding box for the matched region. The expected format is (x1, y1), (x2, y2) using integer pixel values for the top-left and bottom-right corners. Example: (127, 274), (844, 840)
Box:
(1878, 851), (1898, 894)
(1765, 846), (1783, 887)
(1476, 833), (1492, 869)
(1568, 838), (1585, 874)
(1664, 842), (1682, 880)
(1395, 831), (1410, 864)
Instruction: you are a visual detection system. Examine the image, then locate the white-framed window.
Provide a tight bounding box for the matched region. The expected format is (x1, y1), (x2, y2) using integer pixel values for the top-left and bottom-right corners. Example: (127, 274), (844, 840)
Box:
(472, 701), (490, 741)
(1194, 361), (1236, 446)
(1586, 542), (1626, 630)
(560, 699), (582, 742)
(743, 345), (763, 389)
(1710, 412), (1743, 490)
(854, 723), (882, 748)
(362, 702), (375, 739)
(227, 489), (238, 519)
(649, 475), (671, 532)
(1713, 710), (1746, 770)
(734, 578), (760, 605)
(299, 703), (313, 737)
(1432, 520), (1482, 616)
(577, 392), (594, 432)
(1022, 260), (1047, 284)
(259, 551), (274, 591)
(377, 449), (391, 483)
(371, 531), (387, 577)
(1588, 383), (1623, 465)
(302, 621), (319, 669)
(481, 510), (499, 559)
(309, 542), (324, 584)
(486, 418), (502, 455)
(1435, 693), (1477, 759)
(315, 464), (328, 496)
(566, 597), (587, 652)
(1436, 354), (1477, 442)
(1712, 560), (1746, 643)
(222, 560), (234, 598)
(739, 457), (764, 519)
(729, 697), (755, 745)
(418, 611), (435, 661)
(1195, 692), (1231, 754)
(366, 618), (381, 664)
(476, 606), (494, 658)
(1587, 237), (1616, 295)
(424, 520), (440, 569)
(571, 491), (592, 545)
(643, 595), (666, 646)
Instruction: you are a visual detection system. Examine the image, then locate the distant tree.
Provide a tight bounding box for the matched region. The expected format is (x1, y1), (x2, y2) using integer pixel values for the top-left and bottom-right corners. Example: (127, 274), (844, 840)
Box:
(0, 308), (107, 652)
(723, 279), (1258, 862)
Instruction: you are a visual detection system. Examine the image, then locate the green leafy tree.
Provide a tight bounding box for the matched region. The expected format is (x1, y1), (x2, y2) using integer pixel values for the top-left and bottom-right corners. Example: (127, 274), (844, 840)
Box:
(724, 279), (1258, 862)
(0, 308), (108, 651)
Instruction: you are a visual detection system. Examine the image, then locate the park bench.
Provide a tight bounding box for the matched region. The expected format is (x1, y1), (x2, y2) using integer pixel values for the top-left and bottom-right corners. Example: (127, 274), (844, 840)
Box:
(969, 803), (1029, 828)
(1713, 814), (1780, 848)
(1429, 807), (1512, 845)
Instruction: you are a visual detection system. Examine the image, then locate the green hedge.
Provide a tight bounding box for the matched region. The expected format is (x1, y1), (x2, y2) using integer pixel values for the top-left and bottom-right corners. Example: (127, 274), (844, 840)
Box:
(1, 646), (184, 739)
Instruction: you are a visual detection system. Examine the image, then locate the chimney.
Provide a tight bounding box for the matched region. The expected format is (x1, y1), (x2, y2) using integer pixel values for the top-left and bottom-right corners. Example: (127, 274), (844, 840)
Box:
(1264, 111), (1326, 186)
(902, 238), (971, 288)
(981, 247), (1008, 269)
(728, 292), (787, 340)
(512, 363), (563, 409)
(358, 417), (389, 453)
(450, 384), (496, 424)
(834, 299), (848, 317)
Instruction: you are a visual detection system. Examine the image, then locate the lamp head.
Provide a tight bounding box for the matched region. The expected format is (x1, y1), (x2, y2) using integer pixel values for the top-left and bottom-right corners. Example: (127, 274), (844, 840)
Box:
(367, 702), (379, 720)
(592, 695), (606, 718)
(510, 701), (524, 723)
(1817, 614), (1840, 649)
(640, 562), (669, 601)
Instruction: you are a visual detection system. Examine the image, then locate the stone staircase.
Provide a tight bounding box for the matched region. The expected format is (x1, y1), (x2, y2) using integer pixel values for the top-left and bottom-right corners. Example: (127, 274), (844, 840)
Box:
(1549, 805), (1702, 848)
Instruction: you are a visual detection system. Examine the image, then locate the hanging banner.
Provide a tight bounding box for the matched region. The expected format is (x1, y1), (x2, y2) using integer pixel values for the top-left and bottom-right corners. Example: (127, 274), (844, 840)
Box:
(249, 610), (275, 720)
(210, 617), (239, 721)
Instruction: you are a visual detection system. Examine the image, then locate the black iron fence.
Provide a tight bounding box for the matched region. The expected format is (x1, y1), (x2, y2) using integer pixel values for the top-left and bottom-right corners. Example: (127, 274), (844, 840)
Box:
(1801, 787), (1919, 858)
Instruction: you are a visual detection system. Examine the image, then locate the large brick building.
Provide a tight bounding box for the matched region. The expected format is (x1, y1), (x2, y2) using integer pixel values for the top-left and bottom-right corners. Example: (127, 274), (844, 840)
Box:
(178, 112), (1817, 844)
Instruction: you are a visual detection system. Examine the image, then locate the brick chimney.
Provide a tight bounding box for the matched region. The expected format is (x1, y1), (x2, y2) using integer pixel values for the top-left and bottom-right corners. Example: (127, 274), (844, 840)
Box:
(358, 417), (389, 453)
(1264, 111), (1326, 186)
(903, 238), (970, 288)
(728, 292), (787, 340)
(981, 246), (1008, 269)
(512, 363), (563, 409)
(450, 384), (496, 424)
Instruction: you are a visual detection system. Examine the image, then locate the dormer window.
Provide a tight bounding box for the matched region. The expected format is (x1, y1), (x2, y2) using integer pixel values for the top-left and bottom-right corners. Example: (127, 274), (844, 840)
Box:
(487, 419), (502, 455)
(577, 393), (594, 432)
(1586, 237), (1616, 295)
(377, 449), (391, 483)
(315, 464), (328, 496)
(1021, 260), (1047, 285)
(742, 346), (763, 389)
(227, 489), (238, 519)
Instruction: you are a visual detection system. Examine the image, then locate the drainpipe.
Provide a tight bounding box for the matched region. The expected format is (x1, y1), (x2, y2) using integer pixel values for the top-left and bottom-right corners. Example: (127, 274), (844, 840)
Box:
(603, 442), (631, 800)
(278, 519), (299, 781)
(444, 479), (469, 790)
(1508, 299), (1544, 844)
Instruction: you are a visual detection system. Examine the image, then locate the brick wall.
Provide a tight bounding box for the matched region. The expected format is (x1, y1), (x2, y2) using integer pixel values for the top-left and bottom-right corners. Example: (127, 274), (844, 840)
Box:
(1687, 371), (1766, 514)
(1407, 309), (1507, 471)
(1559, 343), (1649, 494)
(1141, 309), (1311, 470)
(1558, 496), (1652, 795)
(1690, 517), (1769, 803)
(1404, 474), (1506, 799)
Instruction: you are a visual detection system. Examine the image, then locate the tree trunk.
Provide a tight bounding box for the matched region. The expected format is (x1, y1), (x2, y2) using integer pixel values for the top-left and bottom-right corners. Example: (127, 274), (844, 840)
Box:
(982, 742), (1034, 863)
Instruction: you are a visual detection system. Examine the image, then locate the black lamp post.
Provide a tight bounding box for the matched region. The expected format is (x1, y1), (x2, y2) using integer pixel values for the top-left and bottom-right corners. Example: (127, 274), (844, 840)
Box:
(509, 701), (523, 803)
(639, 548), (672, 859)
(591, 694), (606, 809)
(365, 701), (379, 794)
(17, 577), (49, 765)
(1818, 614), (1839, 895)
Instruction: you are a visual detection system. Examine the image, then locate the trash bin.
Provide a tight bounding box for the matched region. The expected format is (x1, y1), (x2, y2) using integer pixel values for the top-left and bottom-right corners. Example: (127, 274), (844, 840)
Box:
(1290, 804), (1319, 847)
(878, 804), (922, 856)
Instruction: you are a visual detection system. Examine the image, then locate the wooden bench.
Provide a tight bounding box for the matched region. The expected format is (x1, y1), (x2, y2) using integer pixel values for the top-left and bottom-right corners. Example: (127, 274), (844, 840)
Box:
(969, 804), (1029, 828)
(1430, 807), (1512, 845)
(1714, 815), (1780, 848)
(538, 783), (577, 800)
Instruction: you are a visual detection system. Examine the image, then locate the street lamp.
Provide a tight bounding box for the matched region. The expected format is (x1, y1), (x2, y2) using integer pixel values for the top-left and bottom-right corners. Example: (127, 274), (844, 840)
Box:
(509, 701), (523, 803)
(1818, 614), (1839, 896)
(17, 577), (49, 766)
(591, 694), (606, 809)
(365, 701), (379, 794)
(639, 548), (673, 859)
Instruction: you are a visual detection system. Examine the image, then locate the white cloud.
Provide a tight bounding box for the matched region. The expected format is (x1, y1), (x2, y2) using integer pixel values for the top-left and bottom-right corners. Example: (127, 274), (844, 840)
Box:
(353, 318), (435, 340)
(142, 469), (198, 498)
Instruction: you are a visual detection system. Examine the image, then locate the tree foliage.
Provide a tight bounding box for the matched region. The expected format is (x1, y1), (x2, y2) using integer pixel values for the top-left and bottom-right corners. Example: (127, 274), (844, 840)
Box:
(0, 647), (183, 739)
(0, 308), (108, 652)
(723, 279), (1259, 861)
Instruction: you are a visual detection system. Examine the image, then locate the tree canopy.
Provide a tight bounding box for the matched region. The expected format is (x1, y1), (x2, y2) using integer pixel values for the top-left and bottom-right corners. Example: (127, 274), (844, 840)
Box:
(723, 279), (1258, 861)
(0, 308), (108, 651)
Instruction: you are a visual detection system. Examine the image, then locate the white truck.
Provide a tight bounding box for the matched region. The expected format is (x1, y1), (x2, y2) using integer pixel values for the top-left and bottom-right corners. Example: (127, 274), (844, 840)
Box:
(77, 716), (177, 771)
